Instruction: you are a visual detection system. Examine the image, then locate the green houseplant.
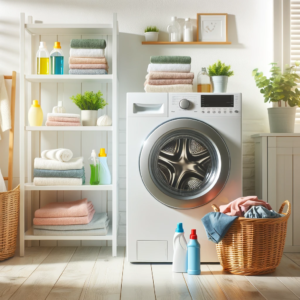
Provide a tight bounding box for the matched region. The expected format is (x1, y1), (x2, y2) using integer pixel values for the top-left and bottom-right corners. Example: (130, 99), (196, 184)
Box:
(144, 26), (159, 42)
(252, 63), (300, 133)
(208, 60), (234, 93)
(71, 91), (108, 126)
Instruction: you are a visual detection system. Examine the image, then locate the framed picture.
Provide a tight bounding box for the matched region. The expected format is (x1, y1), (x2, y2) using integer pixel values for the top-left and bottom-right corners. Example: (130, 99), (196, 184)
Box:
(197, 13), (228, 42)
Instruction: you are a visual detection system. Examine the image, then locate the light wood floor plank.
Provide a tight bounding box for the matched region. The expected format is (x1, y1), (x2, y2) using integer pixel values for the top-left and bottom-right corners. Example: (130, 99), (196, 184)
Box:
(46, 246), (100, 300)
(152, 264), (191, 300)
(285, 253), (300, 266)
(183, 265), (227, 300)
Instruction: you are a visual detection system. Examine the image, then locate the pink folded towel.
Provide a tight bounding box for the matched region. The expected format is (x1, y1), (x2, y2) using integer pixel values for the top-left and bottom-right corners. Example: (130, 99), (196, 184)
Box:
(69, 64), (108, 70)
(219, 196), (272, 217)
(69, 57), (107, 64)
(48, 116), (80, 123)
(46, 121), (81, 126)
(147, 72), (195, 80)
(145, 79), (193, 86)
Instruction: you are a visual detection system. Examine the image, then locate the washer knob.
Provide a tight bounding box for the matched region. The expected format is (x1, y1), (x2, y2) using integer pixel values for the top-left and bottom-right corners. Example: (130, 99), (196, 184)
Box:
(179, 99), (190, 109)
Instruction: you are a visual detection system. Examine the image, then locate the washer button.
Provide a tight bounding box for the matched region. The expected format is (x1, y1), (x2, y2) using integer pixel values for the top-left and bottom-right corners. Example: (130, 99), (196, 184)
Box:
(235, 110), (239, 113)
(202, 111), (205, 113)
(218, 111), (221, 113)
(229, 111), (232, 113)
(179, 99), (190, 109)
(213, 111), (216, 114)
(207, 111), (210, 113)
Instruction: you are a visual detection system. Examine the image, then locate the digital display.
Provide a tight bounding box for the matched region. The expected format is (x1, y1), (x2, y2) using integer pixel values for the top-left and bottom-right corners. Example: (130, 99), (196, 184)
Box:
(201, 95), (234, 107)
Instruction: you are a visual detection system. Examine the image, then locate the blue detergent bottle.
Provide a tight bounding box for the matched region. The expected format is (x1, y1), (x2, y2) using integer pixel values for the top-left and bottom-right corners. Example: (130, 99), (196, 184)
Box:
(50, 42), (64, 74)
(98, 148), (111, 185)
(187, 229), (201, 275)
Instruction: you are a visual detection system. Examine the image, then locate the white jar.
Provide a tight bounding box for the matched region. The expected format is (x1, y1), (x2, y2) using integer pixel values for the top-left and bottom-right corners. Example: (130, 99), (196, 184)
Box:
(167, 16), (182, 42)
(183, 18), (193, 42)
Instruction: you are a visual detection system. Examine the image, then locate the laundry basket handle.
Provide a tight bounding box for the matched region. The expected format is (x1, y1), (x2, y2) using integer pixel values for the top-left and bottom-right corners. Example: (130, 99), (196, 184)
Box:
(279, 200), (291, 216)
(211, 204), (220, 212)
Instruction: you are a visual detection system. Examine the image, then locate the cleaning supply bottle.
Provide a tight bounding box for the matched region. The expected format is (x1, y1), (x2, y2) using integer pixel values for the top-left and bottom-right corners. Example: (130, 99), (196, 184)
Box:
(89, 149), (100, 185)
(172, 223), (188, 273)
(36, 42), (49, 75)
(98, 148), (111, 185)
(187, 229), (201, 275)
(28, 100), (43, 126)
(52, 101), (66, 113)
(50, 42), (64, 75)
(197, 68), (212, 92)
(183, 18), (193, 42)
(167, 16), (182, 42)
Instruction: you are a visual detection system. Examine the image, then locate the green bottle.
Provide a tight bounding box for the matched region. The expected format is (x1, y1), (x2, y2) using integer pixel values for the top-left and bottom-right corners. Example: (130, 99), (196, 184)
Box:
(89, 149), (100, 185)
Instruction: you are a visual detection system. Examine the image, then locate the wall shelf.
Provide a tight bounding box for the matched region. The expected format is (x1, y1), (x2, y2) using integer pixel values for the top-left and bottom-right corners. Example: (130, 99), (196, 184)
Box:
(26, 126), (113, 131)
(142, 41), (231, 45)
(24, 183), (113, 191)
(25, 74), (113, 83)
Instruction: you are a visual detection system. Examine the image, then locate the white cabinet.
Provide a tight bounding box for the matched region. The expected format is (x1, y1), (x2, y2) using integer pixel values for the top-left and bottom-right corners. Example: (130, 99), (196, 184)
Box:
(252, 133), (300, 252)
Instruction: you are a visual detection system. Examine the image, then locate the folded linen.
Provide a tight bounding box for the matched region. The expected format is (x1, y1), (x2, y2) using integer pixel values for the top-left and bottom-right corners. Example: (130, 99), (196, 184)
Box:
(47, 116), (80, 123)
(34, 157), (84, 170)
(34, 225), (108, 236)
(41, 148), (73, 162)
(69, 69), (108, 75)
(146, 72), (194, 80)
(70, 39), (106, 49)
(46, 121), (81, 126)
(34, 167), (85, 179)
(69, 57), (107, 64)
(244, 206), (283, 218)
(150, 56), (191, 64)
(69, 64), (108, 70)
(69, 48), (104, 58)
(34, 177), (83, 186)
(147, 63), (191, 73)
(144, 84), (193, 93)
(145, 79), (193, 85)
(47, 113), (80, 119)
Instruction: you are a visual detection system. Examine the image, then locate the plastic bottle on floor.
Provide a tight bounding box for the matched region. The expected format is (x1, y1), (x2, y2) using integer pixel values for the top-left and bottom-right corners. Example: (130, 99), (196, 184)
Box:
(89, 149), (100, 185)
(36, 42), (49, 75)
(50, 42), (64, 75)
(187, 229), (201, 275)
(172, 223), (188, 273)
(28, 100), (43, 126)
(98, 148), (111, 185)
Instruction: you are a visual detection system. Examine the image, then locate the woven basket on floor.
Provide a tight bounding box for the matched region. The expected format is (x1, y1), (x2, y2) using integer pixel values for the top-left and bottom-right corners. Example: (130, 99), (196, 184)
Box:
(0, 185), (20, 261)
(211, 200), (291, 276)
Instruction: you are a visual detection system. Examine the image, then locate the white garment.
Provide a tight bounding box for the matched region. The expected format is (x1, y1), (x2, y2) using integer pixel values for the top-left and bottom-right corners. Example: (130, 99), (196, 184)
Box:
(34, 157), (84, 170)
(144, 84), (193, 93)
(69, 48), (105, 58)
(41, 148), (73, 162)
(147, 64), (191, 73)
(0, 169), (7, 192)
(47, 113), (80, 119)
(0, 76), (11, 140)
(33, 177), (83, 186)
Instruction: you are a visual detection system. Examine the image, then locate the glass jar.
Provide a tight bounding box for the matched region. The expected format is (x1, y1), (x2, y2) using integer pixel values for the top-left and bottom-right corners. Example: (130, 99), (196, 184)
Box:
(167, 16), (181, 42)
(197, 68), (212, 92)
(183, 18), (193, 42)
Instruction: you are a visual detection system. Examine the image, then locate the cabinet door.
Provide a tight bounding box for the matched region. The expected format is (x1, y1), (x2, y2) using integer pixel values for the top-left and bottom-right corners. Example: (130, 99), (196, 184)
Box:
(293, 148), (300, 245)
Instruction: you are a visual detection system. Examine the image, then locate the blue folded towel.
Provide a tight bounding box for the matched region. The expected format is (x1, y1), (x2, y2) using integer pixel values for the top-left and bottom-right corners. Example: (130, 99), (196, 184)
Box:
(244, 205), (283, 218)
(201, 212), (238, 244)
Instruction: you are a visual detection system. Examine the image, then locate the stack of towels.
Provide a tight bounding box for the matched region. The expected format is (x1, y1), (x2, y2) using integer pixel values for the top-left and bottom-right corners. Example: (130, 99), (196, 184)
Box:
(69, 39), (108, 75)
(46, 113), (81, 126)
(33, 149), (85, 186)
(145, 56), (194, 93)
(33, 198), (110, 236)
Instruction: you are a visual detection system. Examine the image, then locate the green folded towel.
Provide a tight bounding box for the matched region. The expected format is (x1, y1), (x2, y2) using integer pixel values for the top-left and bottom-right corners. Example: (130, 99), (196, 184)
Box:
(70, 39), (106, 49)
(150, 56), (191, 64)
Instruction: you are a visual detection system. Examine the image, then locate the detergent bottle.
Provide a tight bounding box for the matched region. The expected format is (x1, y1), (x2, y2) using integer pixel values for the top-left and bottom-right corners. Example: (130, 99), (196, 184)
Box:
(187, 229), (201, 275)
(172, 223), (188, 273)
(36, 42), (49, 75)
(98, 148), (111, 185)
(89, 149), (100, 185)
(28, 100), (43, 126)
(50, 41), (64, 75)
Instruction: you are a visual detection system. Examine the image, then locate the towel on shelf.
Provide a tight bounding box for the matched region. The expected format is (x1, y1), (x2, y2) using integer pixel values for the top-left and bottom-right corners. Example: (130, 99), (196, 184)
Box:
(69, 48), (104, 58)
(145, 79), (194, 85)
(150, 56), (191, 64)
(147, 63), (191, 73)
(34, 157), (84, 170)
(33, 177), (83, 186)
(0, 75), (11, 140)
(146, 72), (194, 80)
(47, 116), (80, 123)
(69, 57), (107, 64)
(144, 84), (193, 93)
(33, 226), (108, 236)
(69, 64), (108, 70)
(70, 39), (106, 49)
(41, 148), (73, 162)
(34, 167), (85, 179)
(69, 69), (108, 75)
(46, 121), (81, 126)
(47, 113), (80, 119)
(244, 206), (283, 218)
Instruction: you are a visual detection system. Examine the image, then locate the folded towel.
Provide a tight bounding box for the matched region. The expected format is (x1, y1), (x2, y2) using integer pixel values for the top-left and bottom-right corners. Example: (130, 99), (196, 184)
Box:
(34, 177), (83, 186)
(47, 113), (80, 119)
(46, 121), (81, 126)
(69, 64), (108, 70)
(150, 56), (191, 64)
(69, 57), (107, 64)
(146, 72), (194, 80)
(70, 39), (106, 49)
(144, 84), (193, 93)
(69, 48), (104, 58)
(244, 206), (283, 218)
(34, 226), (108, 236)
(34, 157), (84, 170)
(48, 116), (80, 123)
(69, 69), (108, 75)
(41, 148), (73, 162)
(0, 75), (11, 140)
(147, 63), (191, 73)
(34, 167), (85, 179)
(33, 212), (108, 230)
(145, 79), (193, 85)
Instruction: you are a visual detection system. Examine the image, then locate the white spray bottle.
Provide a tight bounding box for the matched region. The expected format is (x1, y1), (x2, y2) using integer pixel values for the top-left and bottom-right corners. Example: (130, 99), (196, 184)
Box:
(172, 222), (188, 273)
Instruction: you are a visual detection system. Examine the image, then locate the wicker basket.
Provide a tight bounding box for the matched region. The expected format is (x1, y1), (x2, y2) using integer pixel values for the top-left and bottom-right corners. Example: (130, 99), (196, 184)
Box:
(211, 200), (291, 276)
(0, 185), (20, 261)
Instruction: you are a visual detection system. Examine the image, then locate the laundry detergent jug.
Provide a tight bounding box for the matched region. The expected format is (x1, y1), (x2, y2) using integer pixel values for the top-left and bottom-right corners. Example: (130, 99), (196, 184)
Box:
(172, 223), (187, 273)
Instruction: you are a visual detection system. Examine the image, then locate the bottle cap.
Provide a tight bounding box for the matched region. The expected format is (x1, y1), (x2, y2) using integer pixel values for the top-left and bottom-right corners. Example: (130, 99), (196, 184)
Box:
(39, 42), (47, 49)
(32, 100), (40, 107)
(98, 148), (107, 157)
(185, 18), (190, 21)
(58, 101), (63, 107)
(175, 223), (184, 233)
(91, 149), (97, 157)
(202, 67), (206, 72)
(190, 229), (197, 239)
(171, 16), (177, 21)
(54, 41), (61, 49)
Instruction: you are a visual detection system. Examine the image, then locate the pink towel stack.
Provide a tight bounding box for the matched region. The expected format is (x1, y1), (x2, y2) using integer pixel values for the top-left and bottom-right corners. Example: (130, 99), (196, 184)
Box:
(33, 198), (95, 225)
(46, 113), (81, 127)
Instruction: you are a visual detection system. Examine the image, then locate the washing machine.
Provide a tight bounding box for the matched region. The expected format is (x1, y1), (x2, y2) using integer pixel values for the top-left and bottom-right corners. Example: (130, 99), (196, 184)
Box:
(126, 93), (242, 262)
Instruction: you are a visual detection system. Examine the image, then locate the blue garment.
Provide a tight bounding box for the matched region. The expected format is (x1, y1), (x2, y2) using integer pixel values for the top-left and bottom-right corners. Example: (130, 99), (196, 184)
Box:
(201, 212), (238, 244)
(244, 205), (283, 218)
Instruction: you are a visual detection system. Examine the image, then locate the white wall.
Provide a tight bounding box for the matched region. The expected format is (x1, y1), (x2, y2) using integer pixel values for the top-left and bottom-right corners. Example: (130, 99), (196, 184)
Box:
(0, 0), (273, 246)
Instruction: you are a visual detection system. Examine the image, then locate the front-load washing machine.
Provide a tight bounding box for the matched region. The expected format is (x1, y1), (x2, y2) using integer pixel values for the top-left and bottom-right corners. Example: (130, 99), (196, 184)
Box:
(127, 93), (242, 262)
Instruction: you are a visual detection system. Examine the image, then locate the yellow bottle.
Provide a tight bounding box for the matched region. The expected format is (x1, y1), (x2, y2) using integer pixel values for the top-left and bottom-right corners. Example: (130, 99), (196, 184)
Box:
(28, 100), (43, 126)
(36, 42), (50, 75)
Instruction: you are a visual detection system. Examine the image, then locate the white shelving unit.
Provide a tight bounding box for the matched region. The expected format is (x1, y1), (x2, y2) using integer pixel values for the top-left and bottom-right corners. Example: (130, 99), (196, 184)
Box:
(19, 13), (119, 256)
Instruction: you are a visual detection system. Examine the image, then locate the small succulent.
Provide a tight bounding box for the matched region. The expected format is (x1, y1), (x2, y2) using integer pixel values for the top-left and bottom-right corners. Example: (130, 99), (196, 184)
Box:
(145, 26), (159, 33)
(208, 60), (234, 77)
(71, 91), (108, 110)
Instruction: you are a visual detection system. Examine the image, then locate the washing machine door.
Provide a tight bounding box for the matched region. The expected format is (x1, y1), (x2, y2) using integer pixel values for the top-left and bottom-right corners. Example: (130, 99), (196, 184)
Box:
(139, 118), (230, 209)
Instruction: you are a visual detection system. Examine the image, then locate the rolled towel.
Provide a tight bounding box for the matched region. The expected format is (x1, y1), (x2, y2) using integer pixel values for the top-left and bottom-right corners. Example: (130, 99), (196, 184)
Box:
(33, 177), (83, 186)
(147, 63), (191, 73)
(69, 57), (107, 64)
(47, 113), (80, 119)
(70, 39), (106, 49)
(46, 121), (81, 126)
(144, 84), (193, 93)
(34, 157), (84, 170)
(69, 69), (108, 75)
(145, 79), (193, 85)
(34, 167), (85, 179)
(150, 56), (191, 64)
(69, 48), (104, 58)
(69, 64), (108, 70)
(41, 148), (73, 162)
(146, 72), (194, 80)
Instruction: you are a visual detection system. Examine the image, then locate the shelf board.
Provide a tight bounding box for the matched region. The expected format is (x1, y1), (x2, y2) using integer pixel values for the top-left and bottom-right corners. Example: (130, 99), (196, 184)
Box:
(25, 183), (113, 191)
(25, 226), (113, 240)
(25, 74), (113, 83)
(26, 126), (113, 132)
(142, 41), (232, 45)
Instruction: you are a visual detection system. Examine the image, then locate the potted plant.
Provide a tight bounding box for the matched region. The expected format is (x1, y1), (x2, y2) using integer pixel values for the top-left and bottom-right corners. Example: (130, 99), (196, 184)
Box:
(144, 26), (159, 42)
(71, 91), (108, 126)
(252, 63), (300, 133)
(208, 60), (234, 93)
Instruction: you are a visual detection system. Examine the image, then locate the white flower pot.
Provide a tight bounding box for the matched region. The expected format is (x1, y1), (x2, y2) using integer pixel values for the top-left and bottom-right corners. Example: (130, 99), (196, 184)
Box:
(145, 32), (159, 42)
(81, 110), (98, 126)
(211, 76), (228, 93)
(268, 107), (297, 133)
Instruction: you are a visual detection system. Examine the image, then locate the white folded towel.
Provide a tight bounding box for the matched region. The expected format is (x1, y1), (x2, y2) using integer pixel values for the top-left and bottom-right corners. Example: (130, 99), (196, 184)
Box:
(34, 177), (83, 186)
(0, 76), (11, 140)
(147, 64), (191, 73)
(47, 113), (80, 118)
(41, 148), (73, 162)
(69, 48), (105, 58)
(144, 84), (193, 93)
(34, 157), (84, 170)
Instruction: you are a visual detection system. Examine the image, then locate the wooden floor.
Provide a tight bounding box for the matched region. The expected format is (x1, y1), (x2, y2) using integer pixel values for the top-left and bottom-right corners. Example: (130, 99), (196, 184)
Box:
(1, 247), (300, 300)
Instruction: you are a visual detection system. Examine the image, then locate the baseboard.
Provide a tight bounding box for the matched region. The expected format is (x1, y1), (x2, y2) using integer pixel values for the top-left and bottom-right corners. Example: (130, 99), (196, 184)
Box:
(284, 245), (300, 252)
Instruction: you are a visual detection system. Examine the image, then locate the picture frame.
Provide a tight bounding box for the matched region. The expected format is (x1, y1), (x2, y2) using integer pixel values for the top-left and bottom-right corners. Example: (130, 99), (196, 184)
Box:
(197, 13), (228, 42)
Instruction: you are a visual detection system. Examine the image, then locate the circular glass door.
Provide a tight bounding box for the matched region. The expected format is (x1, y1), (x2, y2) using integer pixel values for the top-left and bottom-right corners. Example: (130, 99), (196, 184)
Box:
(139, 118), (230, 209)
